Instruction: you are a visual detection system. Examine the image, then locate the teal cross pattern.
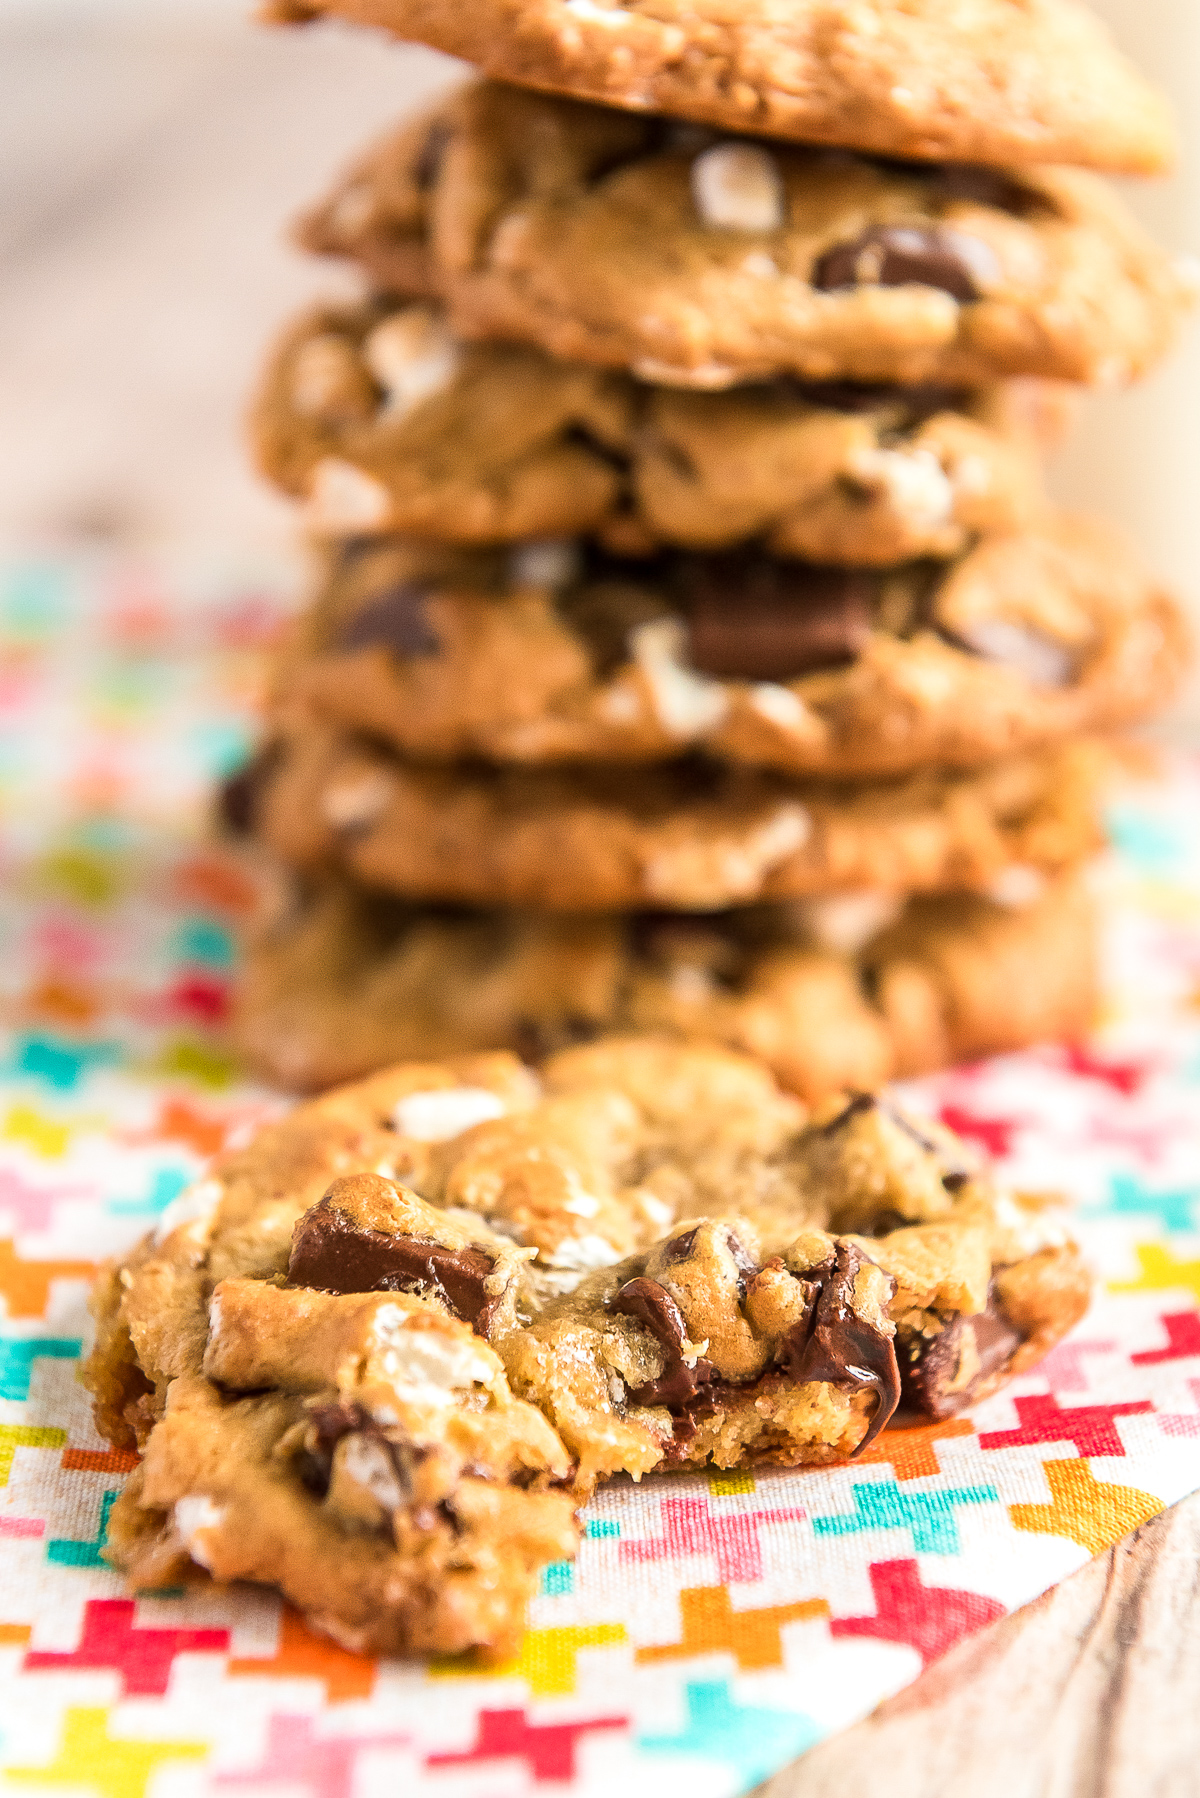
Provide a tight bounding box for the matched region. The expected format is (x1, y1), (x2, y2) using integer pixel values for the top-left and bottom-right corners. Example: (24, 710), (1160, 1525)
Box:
(47, 1490), (118, 1568)
(5, 1032), (121, 1092)
(1104, 800), (1189, 877)
(639, 1679), (819, 1781)
(811, 1473), (999, 1555)
(0, 1334), (81, 1401)
(539, 1561), (573, 1597)
(1102, 1171), (1199, 1234)
(585, 1518), (620, 1539)
(106, 1164), (194, 1218)
(169, 918), (235, 970)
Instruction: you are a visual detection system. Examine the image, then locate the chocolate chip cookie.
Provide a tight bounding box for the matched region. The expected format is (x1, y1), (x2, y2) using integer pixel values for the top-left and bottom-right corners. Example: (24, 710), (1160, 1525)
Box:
(298, 82), (1194, 389)
(235, 873), (1098, 1098)
(256, 297), (1050, 558)
(267, 522), (1186, 777)
(261, 0), (1174, 176)
(87, 1052), (1090, 1592)
(237, 727), (1106, 911)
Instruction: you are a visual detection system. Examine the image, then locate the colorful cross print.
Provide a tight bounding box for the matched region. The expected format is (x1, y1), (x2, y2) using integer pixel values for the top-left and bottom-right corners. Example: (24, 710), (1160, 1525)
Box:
(5, 1706), (207, 1798)
(811, 1473), (998, 1555)
(978, 1393), (1153, 1457)
(830, 1559), (1004, 1665)
(620, 1493), (806, 1583)
(638, 1679), (817, 1781)
(0, 1336), (80, 1401)
(426, 1707), (627, 1782)
(23, 1598), (228, 1695)
(1009, 1458), (1163, 1555)
(637, 1587), (827, 1672)
(1132, 1310), (1200, 1365)
(216, 1715), (408, 1798)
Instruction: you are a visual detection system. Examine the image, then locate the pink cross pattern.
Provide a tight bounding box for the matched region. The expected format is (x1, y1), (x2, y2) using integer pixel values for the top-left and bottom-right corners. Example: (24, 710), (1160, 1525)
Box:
(216, 1715), (409, 1798)
(1035, 1338), (1117, 1395)
(620, 1493), (807, 1584)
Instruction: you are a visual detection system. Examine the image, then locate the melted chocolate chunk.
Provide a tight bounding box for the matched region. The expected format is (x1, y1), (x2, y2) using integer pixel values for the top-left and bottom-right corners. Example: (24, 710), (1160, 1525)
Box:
(679, 555), (875, 682)
(812, 225), (998, 303)
(899, 1292), (1024, 1420)
(660, 1227), (700, 1265)
(610, 1276), (716, 1410)
(510, 1014), (601, 1064)
(297, 1399), (420, 1504)
(335, 584), (440, 659)
(779, 1243), (901, 1451)
(288, 1204), (500, 1334)
(218, 742), (282, 837)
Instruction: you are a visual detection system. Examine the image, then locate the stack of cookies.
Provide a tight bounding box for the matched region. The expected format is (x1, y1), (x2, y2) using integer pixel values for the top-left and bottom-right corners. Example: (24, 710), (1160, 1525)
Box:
(230, 0), (1194, 1099)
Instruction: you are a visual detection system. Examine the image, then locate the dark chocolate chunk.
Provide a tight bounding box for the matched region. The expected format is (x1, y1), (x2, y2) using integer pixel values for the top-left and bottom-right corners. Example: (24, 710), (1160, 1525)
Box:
(791, 379), (968, 421)
(414, 119), (452, 192)
(218, 742), (282, 837)
(816, 1091), (878, 1135)
(679, 555), (875, 682)
(779, 1243), (901, 1451)
(510, 1014), (601, 1064)
(335, 584), (440, 659)
(288, 1202), (499, 1334)
(926, 164), (1046, 218)
(610, 1276), (716, 1409)
(898, 1292), (1024, 1420)
(812, 225), (999, 303)
(296, 1399), (420, 1505)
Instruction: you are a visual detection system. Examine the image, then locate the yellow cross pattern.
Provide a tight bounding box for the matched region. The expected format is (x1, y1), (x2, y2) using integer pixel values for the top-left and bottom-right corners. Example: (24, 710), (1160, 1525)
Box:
(5, 1707), (208, 1798)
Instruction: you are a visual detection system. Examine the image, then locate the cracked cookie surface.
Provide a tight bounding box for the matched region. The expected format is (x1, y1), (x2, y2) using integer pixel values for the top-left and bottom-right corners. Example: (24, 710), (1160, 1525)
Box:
(267, 523), (1187, 778)
(262, 0), (1174, 176)
(255, 297), (1050, 560)
(86, 1049), (1091, 1638)
(297, 82), (1192, 389)
(238, 726), (1106, 911)
(234, 873), (1098, 1099)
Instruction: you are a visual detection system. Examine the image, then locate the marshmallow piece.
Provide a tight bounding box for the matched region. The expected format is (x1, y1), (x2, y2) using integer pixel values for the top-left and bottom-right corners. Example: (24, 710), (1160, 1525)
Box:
(340, 1433), (408, 1511)
(321, 770), (395, 831)
(691, 143), (784, 232)
(392, 1086), (507, 1142)
(508, 539), (582, 590)
(987, 865), (1047, 909)
(629, 616), (728, 735)
(363, 307), (460, 418)
(306, 458), (391, 533)
(374, 1312), (497, 1397)
(963, 618), (1074, 687)
(174, 1496), (224, 1569)
(846, 446), (955, 528)
(801, 892), (904, 956)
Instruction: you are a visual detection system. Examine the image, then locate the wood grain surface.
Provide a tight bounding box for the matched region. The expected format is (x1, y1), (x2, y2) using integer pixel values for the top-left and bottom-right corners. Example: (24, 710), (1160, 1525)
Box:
(759, 1489), (1200, 1798)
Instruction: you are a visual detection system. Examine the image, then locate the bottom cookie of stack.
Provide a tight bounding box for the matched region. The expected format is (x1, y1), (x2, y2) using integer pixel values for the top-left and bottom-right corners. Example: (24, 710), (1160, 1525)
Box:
(235, 871), (1098, 1098)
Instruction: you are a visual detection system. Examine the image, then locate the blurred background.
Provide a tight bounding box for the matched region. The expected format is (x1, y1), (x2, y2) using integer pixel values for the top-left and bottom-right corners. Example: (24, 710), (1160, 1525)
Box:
(1, 0), (1197, 719)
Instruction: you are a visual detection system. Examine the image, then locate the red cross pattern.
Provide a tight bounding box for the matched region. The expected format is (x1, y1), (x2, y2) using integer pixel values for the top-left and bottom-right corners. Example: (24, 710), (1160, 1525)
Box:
(978, 1392), (1153, 1458)
(426, 1708), (627, 1782)
(831, 1559), (1004, 1666)
(23, 1599), (228, 1697)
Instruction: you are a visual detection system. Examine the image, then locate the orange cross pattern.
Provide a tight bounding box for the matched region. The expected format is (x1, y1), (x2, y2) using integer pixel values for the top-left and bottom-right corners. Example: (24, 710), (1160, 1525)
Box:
(636, 1586), (828, 1672)
(228, 1604), (378, 1703)
(0, 1239), (95, 1318)
(1009, 1457), (1164, 1556)
(61, 1447), (139, 1475)
(855, 1416), (976, 1482)
(120, 1097), (229, 1158)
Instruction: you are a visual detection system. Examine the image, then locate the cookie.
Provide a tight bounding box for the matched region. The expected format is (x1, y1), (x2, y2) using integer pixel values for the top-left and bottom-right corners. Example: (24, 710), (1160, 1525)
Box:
(86, 1056), (1090, 1540)
(238, 726), (1106, 911)
(253, 300), (632, 543)
(256, 296), (1051, 557)
(261, 0), (1174, 176)
(234, 872), (1099, 1099)
(298, 82), (1194, 389)
(268, 522), (1187, 777)
(504, 1182), (1089, 1486)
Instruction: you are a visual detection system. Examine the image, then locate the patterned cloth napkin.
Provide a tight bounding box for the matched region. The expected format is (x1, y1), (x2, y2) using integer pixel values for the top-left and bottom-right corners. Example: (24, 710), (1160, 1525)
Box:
(2, 549), (1200, 1798)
